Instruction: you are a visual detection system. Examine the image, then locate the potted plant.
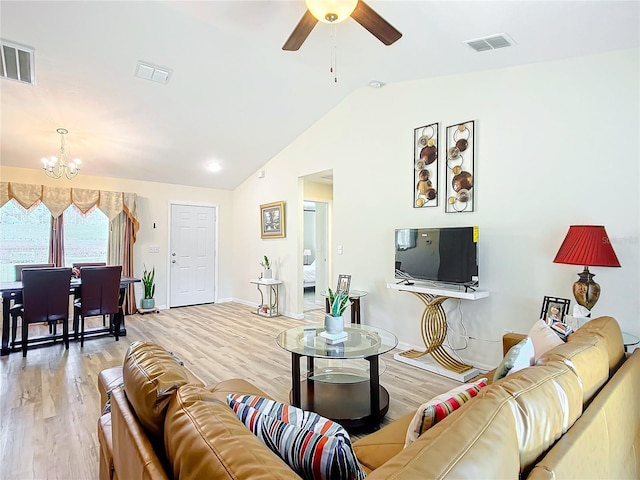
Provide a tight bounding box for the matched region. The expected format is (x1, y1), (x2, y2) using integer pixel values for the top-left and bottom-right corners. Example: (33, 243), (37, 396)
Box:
(260, 255), (272, 279)
(323, 287), (351, 335)
(141, 264), (155, 309)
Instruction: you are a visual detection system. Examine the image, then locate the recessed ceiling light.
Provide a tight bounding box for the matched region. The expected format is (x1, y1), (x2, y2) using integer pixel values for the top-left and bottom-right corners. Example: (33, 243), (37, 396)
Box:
(369, 80), (385, 88)
(207, 162), (222, 173)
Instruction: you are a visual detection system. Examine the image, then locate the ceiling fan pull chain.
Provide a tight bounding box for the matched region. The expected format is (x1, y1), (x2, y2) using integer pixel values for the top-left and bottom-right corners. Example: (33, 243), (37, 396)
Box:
(330, 24), (338, 83)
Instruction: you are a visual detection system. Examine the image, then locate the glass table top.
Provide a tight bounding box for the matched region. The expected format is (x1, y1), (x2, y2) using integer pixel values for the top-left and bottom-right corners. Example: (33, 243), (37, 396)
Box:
(319, 289), (368, 299)
(276, 323), (397, 360)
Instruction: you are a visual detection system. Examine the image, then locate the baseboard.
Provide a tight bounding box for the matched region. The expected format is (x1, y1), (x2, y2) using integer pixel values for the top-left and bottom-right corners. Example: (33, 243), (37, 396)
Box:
(394, 352), (480, 382)
(395, 341), (493, 380)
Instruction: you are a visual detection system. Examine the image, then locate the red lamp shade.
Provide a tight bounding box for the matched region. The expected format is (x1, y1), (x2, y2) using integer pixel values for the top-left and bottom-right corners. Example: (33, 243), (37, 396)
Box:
(553, 225), (620, 267)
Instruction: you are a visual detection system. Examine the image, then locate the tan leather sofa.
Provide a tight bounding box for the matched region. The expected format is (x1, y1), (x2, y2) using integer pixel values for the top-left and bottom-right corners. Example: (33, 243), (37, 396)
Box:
(98, 316), (640, 479)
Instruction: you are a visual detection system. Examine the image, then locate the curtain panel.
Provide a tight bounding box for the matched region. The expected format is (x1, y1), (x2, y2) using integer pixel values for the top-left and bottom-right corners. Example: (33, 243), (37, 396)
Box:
(0, 182), (139, 226)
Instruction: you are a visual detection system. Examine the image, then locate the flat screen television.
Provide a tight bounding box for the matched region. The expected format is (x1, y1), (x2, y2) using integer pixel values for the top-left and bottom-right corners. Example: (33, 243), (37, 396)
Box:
(394, 226), (479, 287)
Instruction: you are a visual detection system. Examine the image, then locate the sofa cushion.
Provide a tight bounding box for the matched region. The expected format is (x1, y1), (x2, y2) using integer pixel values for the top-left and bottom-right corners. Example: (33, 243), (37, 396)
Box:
(122, 341), (203, 440)
(528, 320), (564, 360)
(494, 361), (584, 471)
(227, 394), (365, 480)
(352, 411), (414, 472)
(493, 337), (534, 382)
(405, 378), (487, 447)
(571, 316), (625, 372)
(164, 385), (301, 479)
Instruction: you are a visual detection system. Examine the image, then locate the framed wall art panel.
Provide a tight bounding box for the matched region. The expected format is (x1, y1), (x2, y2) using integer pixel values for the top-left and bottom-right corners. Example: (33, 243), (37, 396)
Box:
(413, 122), (439, 208)
(445, 120), (475, 213)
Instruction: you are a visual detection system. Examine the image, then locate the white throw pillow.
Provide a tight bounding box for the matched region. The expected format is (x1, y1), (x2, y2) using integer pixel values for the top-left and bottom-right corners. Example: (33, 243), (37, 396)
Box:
(528, 319), (564, 360)
(493, 337), (535, 382)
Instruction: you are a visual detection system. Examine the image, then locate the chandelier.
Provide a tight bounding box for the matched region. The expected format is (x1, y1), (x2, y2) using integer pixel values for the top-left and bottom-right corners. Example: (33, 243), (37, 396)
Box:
(41, 128), (81, 179)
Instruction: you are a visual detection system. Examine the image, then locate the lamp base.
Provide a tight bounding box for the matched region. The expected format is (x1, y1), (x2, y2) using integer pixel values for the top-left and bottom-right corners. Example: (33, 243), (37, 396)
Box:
(572, 267), (600, 311)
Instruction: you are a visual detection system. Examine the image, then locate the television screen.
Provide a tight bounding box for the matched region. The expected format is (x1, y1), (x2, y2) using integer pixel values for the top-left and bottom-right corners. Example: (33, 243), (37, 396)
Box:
(394, 226), (478, 286)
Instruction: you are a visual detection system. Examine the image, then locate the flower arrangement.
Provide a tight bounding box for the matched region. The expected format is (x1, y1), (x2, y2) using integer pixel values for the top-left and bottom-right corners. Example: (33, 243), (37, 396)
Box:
(327, 287), (351, 317)
(142, 264), (155, 300)
(260, 255), (271, 269)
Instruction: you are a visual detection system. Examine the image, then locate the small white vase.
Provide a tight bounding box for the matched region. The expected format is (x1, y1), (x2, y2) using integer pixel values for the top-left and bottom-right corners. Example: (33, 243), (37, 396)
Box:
(263, 268), (272, 279)
(324, 314), (344, 334)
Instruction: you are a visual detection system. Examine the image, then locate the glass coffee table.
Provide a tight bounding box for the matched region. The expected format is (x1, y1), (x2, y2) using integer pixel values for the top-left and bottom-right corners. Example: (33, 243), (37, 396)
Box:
(276, 323), (397, 431)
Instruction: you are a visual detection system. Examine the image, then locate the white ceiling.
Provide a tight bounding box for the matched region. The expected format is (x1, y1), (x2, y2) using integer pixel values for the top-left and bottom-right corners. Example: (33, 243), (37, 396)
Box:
(1, 1), (638, 190)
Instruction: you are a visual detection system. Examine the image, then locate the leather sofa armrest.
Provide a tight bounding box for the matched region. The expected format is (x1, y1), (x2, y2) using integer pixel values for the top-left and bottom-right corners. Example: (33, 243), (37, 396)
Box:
(504, 332), (526, 355)
(99, 366), (124, 411)
(111, 388), (169, 480)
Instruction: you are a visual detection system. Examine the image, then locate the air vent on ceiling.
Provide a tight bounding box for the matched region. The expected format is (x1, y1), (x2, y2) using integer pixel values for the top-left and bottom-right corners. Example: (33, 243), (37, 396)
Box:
(135, 61), (172, 84)
(1, 39), (35, 85)
(465, 33), (515, 52)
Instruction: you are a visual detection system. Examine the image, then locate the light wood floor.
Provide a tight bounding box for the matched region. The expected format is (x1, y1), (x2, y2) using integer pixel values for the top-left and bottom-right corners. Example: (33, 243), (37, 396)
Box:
(0, 302), (460, 480)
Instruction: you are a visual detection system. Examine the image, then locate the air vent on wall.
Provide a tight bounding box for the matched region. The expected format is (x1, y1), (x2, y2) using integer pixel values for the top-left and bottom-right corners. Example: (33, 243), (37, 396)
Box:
(1, 39), (35, 85)
(465, 33), (515, 52)
(135, 61), (172, 84)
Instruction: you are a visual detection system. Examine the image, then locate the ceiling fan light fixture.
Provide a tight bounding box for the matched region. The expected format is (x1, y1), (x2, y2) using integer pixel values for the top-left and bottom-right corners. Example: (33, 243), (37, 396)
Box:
(305, 0), (358, 24)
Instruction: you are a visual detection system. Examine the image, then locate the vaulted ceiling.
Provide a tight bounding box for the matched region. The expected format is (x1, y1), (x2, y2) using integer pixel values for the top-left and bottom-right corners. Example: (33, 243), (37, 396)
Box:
(1, 1), (638, 189)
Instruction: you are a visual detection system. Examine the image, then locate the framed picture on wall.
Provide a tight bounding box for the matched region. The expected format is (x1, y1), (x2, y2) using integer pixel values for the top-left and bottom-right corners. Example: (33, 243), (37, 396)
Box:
(260, 201), (285, 239)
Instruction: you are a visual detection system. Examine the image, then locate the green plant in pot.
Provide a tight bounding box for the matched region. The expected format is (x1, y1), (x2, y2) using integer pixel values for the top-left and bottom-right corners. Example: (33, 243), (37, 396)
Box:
(323, 288), (351, 337)
(260, 255), (272, 279)
(141, 264), (155, 309)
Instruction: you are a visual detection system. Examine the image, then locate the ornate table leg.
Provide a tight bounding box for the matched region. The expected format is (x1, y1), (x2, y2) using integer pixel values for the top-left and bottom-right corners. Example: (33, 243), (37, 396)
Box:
(398, 293), (473, 374)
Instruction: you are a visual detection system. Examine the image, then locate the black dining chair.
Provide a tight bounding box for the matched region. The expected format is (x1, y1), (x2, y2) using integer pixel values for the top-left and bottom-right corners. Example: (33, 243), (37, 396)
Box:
(15, 267), (73, 357)
(73, 266), (122, 346)
(73, 262), (108, 324)
(10, 263), (56, 345)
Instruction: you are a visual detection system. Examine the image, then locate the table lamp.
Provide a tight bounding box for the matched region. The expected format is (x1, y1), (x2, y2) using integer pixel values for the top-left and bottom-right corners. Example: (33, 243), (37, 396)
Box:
(553, 225), (620, 311)
(303, 249), (311, 265)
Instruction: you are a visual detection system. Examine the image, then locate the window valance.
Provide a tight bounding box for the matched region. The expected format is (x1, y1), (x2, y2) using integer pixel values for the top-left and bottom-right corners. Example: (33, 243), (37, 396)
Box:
(0, 182), (138, 225)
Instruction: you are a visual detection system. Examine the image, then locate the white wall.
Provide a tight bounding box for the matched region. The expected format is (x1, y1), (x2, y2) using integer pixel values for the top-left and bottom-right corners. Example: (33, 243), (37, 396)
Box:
(232, 48), (639, 368)
(0, 166), (234, 308)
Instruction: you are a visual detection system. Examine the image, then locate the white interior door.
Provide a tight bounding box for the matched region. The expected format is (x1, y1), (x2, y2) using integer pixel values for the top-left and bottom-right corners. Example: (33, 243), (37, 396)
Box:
(169, 203), (216, 307)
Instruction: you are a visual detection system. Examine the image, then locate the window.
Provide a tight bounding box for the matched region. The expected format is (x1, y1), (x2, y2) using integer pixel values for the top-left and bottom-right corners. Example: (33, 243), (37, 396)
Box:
(63, 205), (108, 267)
(0, 200), (51, 282)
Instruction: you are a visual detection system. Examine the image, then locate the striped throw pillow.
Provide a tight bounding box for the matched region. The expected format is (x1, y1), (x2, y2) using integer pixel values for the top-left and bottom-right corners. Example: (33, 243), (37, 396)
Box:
(227, 394), (365, 480)
(406, 379), (487, 446)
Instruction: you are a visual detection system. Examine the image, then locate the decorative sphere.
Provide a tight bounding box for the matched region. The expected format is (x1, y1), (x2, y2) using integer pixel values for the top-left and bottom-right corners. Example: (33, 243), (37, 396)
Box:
(425, 188), (437, 200)
(457, 189), (470, 202)
(416, 197), (425, 207)
(452, 171), (473, 192)
(456, 138), (468, 152)
(420, 145), (437, 165)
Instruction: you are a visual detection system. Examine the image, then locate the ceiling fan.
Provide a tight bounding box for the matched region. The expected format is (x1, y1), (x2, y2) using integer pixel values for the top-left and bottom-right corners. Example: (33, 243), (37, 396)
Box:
(283, 0), (402, 51)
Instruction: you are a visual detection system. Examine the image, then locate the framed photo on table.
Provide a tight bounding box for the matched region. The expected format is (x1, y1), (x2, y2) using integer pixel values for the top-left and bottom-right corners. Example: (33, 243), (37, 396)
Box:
(260, 201), (285, 239)
(336, 274), (351, 295)
(540, 296), (571, 325)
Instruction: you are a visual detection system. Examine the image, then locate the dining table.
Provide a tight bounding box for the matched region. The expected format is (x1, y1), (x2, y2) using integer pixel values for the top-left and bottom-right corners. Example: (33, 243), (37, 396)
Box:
(0, 276), (140, 356)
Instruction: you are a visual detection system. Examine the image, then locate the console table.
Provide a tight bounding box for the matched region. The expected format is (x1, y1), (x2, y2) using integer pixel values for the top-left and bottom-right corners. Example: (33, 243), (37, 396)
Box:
(250, 278), (282, 317)
(387, 283), (489, 382)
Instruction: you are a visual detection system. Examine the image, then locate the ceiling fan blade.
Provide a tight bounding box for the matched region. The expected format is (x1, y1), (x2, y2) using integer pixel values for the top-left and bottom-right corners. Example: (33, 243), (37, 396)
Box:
(283, 10), (318, 51)
(351, 1), (402, 46)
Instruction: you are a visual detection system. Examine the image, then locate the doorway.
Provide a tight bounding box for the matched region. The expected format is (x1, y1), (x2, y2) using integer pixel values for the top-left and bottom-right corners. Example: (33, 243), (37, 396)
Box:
(301, 171), (333, 313)
(169, 203), (217, 307)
